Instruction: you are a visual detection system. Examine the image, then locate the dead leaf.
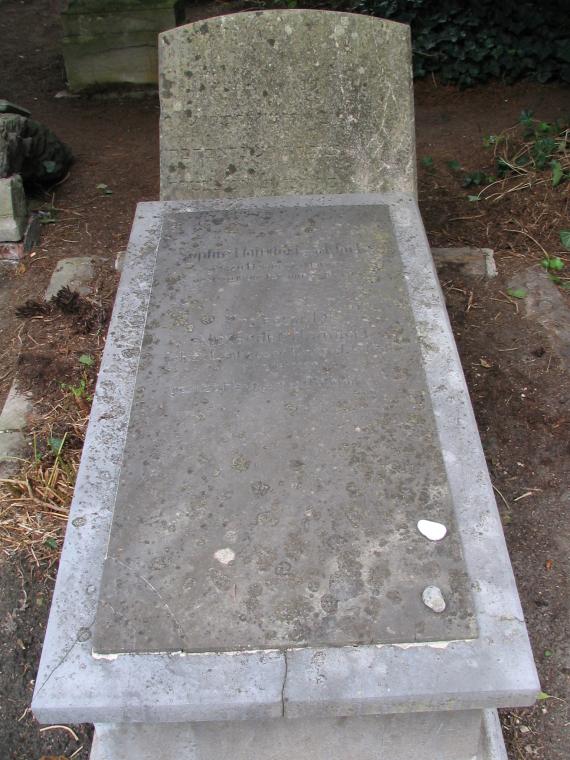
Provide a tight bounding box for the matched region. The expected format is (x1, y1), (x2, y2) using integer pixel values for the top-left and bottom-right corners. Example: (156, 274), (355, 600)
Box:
(480, 358), (492, 368)
(545, 559), (553, 571)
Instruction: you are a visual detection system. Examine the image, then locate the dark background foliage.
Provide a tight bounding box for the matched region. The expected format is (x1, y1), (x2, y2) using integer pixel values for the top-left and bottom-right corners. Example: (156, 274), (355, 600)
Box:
(262, 0), (570, 87)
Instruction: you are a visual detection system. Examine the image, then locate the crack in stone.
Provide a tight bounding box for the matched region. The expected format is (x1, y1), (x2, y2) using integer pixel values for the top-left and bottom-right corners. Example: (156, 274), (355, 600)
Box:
(35, 614), (96, 697)
(281, 650), (288, 717)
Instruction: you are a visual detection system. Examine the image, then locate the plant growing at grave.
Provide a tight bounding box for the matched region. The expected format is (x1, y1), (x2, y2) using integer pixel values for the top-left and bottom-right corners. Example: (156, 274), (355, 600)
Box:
(60, 376), (92, 403)
(452, 112), (569, 202)
(348, 0), (570, 87)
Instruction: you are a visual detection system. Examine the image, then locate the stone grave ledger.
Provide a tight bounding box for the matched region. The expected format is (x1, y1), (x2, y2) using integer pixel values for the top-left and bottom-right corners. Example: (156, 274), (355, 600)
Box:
(93, 202), (476, 655)
(159, 11), (416, 200)
(33, 197), (538, 754)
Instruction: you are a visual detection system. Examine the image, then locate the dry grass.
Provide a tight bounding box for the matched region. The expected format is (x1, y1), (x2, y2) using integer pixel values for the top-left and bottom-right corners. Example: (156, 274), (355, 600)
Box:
(0, 401), (89, 566)
(476, 119), (569, 203)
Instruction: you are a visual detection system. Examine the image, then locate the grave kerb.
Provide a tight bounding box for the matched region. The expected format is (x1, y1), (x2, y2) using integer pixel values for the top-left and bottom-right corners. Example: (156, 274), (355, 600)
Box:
(32, 193), (539, 724)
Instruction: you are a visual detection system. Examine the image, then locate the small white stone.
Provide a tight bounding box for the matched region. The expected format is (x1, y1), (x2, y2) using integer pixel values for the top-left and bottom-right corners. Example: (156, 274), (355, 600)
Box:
(422, 585), (446, 613)
(417, 519), (447, 541)
(214, 548), (235, 565)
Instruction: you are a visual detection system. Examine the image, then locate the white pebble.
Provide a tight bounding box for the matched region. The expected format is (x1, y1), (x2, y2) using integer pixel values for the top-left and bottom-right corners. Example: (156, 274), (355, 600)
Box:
(417, 519), (447, 541)
(422, 585), (446, 613)
(214, 547), (235, 565)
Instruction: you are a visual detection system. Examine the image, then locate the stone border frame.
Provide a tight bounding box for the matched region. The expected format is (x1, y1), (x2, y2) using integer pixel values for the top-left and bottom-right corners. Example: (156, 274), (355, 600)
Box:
(32, 193), (539, 724)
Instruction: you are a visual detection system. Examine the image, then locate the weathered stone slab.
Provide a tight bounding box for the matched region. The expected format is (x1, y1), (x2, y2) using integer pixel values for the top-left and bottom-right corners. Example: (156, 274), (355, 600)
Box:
(159, 11), (416, 200)
(62, 0), (184, 91)
(432, 247), (497, 279)
(93, 200), (475, 655)
(44, 256), (98, 301)
(0, 175), (26, 241)
(32, 196), (539, 725)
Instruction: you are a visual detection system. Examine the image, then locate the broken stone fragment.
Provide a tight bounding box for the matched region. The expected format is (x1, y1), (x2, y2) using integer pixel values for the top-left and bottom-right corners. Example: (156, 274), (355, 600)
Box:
(422, 585), (446, 613)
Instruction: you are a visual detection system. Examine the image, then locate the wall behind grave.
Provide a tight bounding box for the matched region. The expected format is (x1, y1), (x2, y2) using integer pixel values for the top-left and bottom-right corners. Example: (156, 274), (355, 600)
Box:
(159, 11), (416, 200)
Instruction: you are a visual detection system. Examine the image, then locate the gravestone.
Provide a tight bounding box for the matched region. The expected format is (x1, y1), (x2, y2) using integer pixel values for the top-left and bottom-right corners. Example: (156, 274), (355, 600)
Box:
(159, 11), (416, 200)
(62, 0), (185, 91)
(33, 12), (538, 760)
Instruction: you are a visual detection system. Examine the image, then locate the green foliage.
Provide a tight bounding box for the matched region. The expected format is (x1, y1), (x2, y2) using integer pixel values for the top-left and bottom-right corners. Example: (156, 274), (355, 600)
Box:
(462, 170), (493, 187)
(351, 0), (570, 87)
(541, 257), (564, 272)
(461, 113), (569, 199)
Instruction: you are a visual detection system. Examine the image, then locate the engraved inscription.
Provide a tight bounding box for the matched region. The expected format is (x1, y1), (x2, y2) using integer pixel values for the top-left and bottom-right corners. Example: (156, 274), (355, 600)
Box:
(94, 202), (476, 655)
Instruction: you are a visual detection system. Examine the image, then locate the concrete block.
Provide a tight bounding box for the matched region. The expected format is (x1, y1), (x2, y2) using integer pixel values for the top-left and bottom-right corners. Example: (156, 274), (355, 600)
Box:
(0, 380), (32, 476)
(432, 246), (497, 279)
(0, 175), (27, 242)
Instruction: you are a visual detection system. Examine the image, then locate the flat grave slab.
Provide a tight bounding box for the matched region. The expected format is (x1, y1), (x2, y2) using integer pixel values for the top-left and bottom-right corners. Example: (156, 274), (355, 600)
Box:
(93, 200), (476, 655)
(32, 195), (538, 724)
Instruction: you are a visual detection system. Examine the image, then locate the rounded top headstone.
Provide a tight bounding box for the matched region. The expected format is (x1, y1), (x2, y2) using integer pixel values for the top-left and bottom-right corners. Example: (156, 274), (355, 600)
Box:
(159, 10), (416, 200)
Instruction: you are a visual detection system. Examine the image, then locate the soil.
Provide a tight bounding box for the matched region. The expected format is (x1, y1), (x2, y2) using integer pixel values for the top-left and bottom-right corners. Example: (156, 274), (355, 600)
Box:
(0, 1), (569, 759)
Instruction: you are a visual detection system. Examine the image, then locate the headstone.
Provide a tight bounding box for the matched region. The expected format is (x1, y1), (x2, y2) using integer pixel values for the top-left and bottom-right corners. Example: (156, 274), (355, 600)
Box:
(159, 12), (416, 200)
(62, 0), (185, 91)
(0, 175), (26, 242)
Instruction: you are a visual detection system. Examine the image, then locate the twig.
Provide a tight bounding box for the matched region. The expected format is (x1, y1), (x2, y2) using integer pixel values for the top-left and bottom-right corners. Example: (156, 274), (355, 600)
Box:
(39, 724), (79, 741)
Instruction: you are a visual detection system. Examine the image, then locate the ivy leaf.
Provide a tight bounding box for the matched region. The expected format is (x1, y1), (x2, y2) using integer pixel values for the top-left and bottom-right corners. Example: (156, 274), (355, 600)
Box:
(48, 437), (64, 455)
(551, 160), (565, 187)
(79, 354), (95, 366)
(507, 287), (527, 299)
(560, 230), (570, 250)
(447, 159), (461, 171)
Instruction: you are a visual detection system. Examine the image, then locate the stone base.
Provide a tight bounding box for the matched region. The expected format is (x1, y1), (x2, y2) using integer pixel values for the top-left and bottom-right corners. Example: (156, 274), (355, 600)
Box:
(0, 175), (27, 242)
(62, 0), (185, 91)
(90, 710), (507, 760)
(432, 247), (497, 279)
